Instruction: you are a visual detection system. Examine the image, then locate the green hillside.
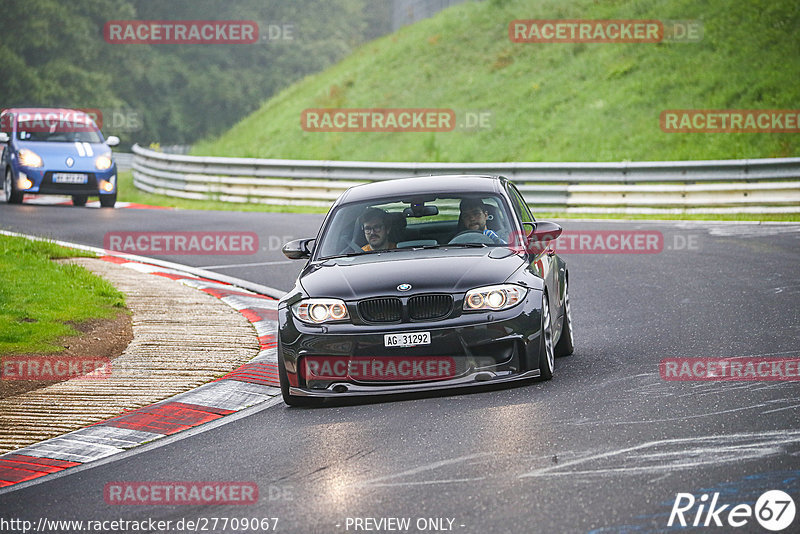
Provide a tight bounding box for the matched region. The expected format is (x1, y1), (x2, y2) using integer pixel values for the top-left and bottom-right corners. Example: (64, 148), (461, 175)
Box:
(193, 0), (800, 162)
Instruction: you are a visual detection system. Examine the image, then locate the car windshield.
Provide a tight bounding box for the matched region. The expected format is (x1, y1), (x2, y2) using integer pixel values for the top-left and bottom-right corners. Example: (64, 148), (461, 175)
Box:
(16, 119), (103, 143)
(315, 193), (516, 259)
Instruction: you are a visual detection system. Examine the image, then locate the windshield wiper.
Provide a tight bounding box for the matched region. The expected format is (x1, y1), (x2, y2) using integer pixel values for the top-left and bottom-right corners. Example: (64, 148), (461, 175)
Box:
(321, 247), (409, 260)
(397, 243), (496, 251)
(318, 251), (366, 260)
(322, 243), (496, 258)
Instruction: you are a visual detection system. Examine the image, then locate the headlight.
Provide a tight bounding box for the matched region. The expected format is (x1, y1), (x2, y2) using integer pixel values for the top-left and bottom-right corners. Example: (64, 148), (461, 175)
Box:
(463, 284), (526, 311)
(19, 149), (43, 168)
(95, 155), (113, 170)
(18, 175), (33, 190)
(292, 298), (350, 324)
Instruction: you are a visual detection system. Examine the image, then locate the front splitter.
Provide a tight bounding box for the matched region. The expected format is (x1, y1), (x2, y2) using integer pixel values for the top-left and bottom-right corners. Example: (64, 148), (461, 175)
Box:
(289, 369), (542, 397)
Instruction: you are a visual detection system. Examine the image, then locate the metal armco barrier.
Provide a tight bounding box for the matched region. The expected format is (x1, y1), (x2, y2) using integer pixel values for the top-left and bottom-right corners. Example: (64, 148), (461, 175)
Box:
(114, 151), (133, 171)
(131, 144), (800, 213)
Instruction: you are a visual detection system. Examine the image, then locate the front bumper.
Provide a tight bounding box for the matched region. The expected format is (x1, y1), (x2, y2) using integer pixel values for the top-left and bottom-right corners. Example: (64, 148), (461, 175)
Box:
(279, 294), (544, 397)
(13, 164), (116, 196)
(289, 369), (542, 397)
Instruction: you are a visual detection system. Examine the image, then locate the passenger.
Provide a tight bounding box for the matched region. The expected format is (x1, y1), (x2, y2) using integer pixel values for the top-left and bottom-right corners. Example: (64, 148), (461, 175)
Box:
(359, 207), (397, 251)
(458, 198), (504, 243)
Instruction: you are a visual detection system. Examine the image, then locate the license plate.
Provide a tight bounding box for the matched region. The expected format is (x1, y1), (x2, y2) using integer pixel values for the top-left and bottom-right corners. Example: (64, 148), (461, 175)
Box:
(52, 173), (88, 184)
(384, 332), (431, 347)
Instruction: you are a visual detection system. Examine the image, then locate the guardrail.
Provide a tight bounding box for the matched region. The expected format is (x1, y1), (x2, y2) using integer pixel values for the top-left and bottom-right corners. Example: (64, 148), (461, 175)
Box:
(114, 151), (133, 172)
(131, 144), (800, 213)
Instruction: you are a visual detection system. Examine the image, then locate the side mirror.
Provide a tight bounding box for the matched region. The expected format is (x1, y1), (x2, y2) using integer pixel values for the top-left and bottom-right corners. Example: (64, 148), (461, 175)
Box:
(524, 221), (563, 242)
(282, 238), (315, 260)
(105, 135), (120, 147)
(0, 132), (9, 143)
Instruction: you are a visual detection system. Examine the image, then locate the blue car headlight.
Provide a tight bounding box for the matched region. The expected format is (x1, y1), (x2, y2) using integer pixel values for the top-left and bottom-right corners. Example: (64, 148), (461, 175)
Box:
(95, 154), (113, 170)
(19, 149), (43, 168)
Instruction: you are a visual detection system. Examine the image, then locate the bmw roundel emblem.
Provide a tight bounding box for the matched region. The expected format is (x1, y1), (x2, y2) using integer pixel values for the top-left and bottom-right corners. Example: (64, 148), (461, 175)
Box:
(397, 283), (412, 291)
(65, 157), (74, 167)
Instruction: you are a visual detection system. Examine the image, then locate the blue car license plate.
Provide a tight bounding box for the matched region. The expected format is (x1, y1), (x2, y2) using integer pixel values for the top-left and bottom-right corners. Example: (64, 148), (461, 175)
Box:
(52, 173), (88, 184)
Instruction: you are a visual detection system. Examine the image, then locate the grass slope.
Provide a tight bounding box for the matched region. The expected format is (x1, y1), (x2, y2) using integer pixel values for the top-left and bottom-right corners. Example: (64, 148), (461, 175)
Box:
(193, 0), (800, 162)
(0, 236), (126, 355)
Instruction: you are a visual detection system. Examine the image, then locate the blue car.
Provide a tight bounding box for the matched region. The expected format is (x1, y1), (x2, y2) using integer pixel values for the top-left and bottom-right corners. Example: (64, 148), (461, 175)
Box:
(0, 107), (119, 207)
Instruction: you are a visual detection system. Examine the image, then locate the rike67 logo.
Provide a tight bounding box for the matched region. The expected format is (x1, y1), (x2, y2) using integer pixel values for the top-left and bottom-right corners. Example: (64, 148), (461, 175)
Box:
(669, 490), (795, 531)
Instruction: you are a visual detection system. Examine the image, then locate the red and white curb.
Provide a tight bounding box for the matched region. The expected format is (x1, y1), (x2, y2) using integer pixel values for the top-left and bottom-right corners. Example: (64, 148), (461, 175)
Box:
(0, 255), (281, 490)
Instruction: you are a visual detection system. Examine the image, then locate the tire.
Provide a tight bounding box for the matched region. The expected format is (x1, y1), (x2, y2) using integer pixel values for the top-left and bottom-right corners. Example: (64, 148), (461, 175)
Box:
(4, 169), (22, 204)
(71, 195), (87, 207)
(537, 291), (555, 380)
(278, 354), (320, 407)
(554, 276), (574, 357)
(100, 193), (116, 208)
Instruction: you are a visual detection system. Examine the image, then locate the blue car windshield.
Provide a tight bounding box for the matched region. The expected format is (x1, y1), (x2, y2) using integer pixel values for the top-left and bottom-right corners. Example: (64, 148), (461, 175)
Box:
(16, 120), (103, 143)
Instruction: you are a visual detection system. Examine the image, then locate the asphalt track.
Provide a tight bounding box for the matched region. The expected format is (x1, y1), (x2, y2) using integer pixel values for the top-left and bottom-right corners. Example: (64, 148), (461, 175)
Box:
(1, 201), (799, 533)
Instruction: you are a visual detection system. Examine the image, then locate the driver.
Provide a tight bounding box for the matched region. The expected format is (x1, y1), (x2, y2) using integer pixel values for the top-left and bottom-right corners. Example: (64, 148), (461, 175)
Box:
(359, 207), (396, 251)
(458, 198), (504, 243)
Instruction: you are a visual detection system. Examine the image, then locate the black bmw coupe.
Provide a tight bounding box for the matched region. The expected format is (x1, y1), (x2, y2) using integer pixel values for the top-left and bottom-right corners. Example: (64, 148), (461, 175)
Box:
(278, 175), (573, 406)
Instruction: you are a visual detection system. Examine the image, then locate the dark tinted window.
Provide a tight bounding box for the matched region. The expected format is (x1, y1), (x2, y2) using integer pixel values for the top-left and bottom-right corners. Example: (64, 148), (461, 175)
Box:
(17, 120), (103, 143)
(316, 194), (514, 259)
(506, 183), (535, 224)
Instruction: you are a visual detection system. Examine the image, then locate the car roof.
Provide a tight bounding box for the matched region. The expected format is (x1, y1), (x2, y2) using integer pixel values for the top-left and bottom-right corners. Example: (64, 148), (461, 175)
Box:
(338, 175), (508, 204)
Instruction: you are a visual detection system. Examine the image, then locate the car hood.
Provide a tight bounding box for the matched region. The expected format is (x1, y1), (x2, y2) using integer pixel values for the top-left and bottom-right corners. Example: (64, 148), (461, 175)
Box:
(16, 140), (111, 172)
(299, 247), (525, 300)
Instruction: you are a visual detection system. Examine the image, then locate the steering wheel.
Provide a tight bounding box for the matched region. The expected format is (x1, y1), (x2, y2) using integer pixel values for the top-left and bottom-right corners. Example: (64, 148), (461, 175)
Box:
(448, 230), (495, 245)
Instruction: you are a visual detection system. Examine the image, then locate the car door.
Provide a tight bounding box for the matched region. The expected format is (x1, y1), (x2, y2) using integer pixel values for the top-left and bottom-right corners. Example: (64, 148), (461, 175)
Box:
(505, 181), (563, 327)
